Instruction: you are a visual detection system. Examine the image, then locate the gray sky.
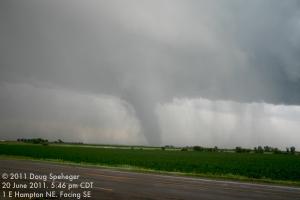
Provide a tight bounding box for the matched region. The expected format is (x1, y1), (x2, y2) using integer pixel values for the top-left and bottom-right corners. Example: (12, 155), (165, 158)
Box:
(1, 0), (300, 148)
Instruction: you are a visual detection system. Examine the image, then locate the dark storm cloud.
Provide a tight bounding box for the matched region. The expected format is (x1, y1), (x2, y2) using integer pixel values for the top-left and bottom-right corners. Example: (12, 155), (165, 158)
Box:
(0, 0), (300, 146)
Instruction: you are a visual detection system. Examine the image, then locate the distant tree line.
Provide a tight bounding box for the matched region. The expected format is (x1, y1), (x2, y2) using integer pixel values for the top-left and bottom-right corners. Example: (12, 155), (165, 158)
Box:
(235, 146), (251, 153)
(17, 138), (49, 145)
(253, 146), (282, 154)
(286, 146), (296, 154)
(17, 138), (66, 145)
(192, 146), (219, 152)
(245, 146), (296, 154)
(161, 144), (297, 155)
(179, 146), (219, 152)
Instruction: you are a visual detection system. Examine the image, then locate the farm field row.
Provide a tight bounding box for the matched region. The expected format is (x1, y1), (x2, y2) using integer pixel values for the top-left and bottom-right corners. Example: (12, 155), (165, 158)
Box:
(0, 143), (299, 185)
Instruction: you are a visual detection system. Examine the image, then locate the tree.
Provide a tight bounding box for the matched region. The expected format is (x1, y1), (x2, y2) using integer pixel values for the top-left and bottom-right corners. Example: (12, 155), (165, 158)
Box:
(254, 146), (264, 153)
(213, 146), (218, 152)
(290, 146), (296, 154)
(181, 147), (188, 151)
(264, 146), (271, 152)
(235, 147), (243, 153)
(193, 146), (204, 151)
(273, 148), (282, 154)
(235, 147), (251, 153)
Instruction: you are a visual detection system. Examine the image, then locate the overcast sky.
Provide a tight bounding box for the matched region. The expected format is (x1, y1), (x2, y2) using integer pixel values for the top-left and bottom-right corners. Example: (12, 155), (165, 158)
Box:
(1, 0), (300, 148)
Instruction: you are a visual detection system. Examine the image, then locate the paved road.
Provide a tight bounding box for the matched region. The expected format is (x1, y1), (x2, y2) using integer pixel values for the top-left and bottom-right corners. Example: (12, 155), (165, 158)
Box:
(0, 160), (300, 200)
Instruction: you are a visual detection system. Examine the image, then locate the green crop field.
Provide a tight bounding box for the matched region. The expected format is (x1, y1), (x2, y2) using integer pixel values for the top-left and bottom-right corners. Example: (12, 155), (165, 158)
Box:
(0, 143), (300, 184)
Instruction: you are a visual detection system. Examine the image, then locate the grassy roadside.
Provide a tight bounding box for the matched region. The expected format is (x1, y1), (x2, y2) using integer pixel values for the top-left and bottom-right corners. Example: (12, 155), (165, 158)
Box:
(1, 155), (300, 187)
